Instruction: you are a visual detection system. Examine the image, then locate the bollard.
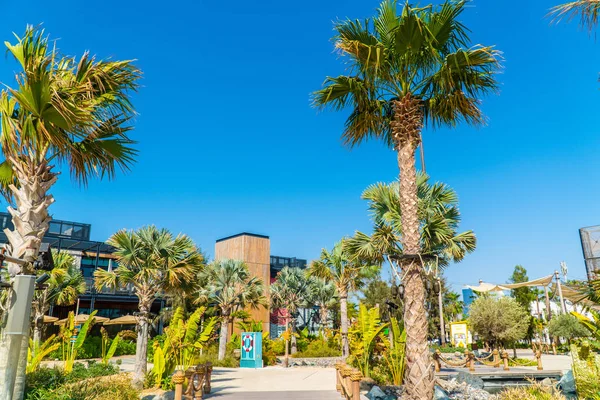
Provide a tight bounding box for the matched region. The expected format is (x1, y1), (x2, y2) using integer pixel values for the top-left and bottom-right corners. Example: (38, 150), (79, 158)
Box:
(468, 352), (475, 372)
(502, 351), (509, 371)
(493, 349), (499, 368)
(536, 350), (543, 371)
(350, 369), (362, 400)
(173, 370), (186, 400)
(204, 362), (213, 394)
(434, 349), (442, 372)
(334, 362), (342, 393)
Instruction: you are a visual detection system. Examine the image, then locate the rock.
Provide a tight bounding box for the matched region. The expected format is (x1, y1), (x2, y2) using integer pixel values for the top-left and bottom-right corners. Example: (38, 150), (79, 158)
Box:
(442, 378), (493, 400)
(365, 385), (396, 400)
(360, 377), (377, 391)
(558, 370), (576, 393)
(455, 372), (484, 390)
(434, 385), (450, 400)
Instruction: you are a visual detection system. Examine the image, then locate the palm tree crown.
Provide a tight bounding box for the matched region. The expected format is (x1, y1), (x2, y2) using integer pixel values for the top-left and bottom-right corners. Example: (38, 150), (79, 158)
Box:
(313, 0), (500, 147)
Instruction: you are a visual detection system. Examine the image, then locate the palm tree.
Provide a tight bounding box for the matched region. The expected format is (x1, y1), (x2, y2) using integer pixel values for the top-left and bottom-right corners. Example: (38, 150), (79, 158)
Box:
(309, 241), (373, 358)
(270, 267), (314, 366)
(310, 278), (338, 333)
(31, 251), (86, 349)
(94, 226), (202, 387)
(313, 1), (499, 397)
(196, 259), (267, 361)
(550, 0), (600, 31)
(0, 27), (140, 399)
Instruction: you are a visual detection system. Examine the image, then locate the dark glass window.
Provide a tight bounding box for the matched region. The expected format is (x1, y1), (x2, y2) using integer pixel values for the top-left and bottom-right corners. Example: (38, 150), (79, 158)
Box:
(49, 222), (61, 234)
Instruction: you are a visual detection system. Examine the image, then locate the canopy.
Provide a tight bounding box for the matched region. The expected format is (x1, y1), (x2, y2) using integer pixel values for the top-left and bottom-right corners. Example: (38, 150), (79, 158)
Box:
(464, 282), (509, 292)
(555, 283), (600, 311)
(103, 315), (137, 326)
(54, 313), (109, 326)
(43, 315), (58, 323)
(502, 275), (554, 289)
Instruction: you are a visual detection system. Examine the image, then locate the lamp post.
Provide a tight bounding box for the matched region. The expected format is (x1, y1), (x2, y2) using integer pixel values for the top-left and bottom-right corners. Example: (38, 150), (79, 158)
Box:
(554, 271), (567, 314)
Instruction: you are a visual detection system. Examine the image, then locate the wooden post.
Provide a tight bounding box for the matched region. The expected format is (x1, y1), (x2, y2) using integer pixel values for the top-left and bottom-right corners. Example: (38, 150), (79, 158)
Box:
(350, 369), (362, 400)
(552, 341), (557, 355)
(173, 370), (185, 400)
(341, 366), (352, 398)
(204, 362), (213, 394)
(468, 352), (475, 372)
(502, 351), (509, 371)
(536, 350), (543, 371)
(334, 362), (342, 393)
(544, 286), (552, 321)
(433, 349), (441, 372)
(493, 349), (499, 368)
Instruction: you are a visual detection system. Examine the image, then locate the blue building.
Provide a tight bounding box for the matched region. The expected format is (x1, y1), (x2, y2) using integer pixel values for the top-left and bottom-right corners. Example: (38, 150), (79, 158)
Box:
(462, 287), (476, 316)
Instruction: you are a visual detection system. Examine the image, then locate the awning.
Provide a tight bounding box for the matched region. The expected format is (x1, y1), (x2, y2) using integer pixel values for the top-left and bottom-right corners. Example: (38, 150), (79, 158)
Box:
(54, 313), (110, 325)
(103, 315), (137, 325)
(502, 275), (554, 289)
(464, 282), (509, 292)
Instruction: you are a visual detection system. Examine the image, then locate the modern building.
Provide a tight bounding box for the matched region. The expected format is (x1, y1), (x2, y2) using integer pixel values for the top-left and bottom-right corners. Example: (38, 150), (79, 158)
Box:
(214, 232), (309, 339)
(0, 212), (164, 320)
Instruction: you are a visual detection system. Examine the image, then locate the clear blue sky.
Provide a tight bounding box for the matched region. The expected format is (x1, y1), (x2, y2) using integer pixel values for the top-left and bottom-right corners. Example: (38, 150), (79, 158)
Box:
(2, 0), (599, 292)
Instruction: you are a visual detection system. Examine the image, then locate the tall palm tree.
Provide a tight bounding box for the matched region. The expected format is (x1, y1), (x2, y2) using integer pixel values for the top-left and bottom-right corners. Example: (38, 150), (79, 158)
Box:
(196, 259), (267, 361)
(310, 278), (338, 333)
(313, 1), (499, 397)
(271, 267), (314, 366)
(31, 251), (86, 348)
(94, 226), (203, 387)
(0, 27), (140, 399)
(309, 241), (374, 358)
(550, 0), (600, 31)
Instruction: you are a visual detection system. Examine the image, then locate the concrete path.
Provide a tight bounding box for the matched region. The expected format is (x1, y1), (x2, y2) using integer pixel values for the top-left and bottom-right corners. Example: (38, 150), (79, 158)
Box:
(208, 367), (339, 399)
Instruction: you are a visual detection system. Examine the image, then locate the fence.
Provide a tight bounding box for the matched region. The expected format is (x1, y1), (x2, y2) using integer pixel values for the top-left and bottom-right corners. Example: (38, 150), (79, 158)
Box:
(334, 362), (362, 400)
(173, 362), (213, 400)
(433, 349), (543, 372)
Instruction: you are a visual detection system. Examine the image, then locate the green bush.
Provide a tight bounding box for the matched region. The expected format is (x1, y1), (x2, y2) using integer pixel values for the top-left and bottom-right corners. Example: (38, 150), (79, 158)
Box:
(194, 344), (238, 368)
(25, 367), (65, 398)
(270, 338), (285, 356)
(146, 334), (165, 361)
(65, 361), (119, 383)
(28, 374), (139, 400)
(114, 339), (136, 356)
(293, 339), (340, 358)
(431, 344), (472, 353)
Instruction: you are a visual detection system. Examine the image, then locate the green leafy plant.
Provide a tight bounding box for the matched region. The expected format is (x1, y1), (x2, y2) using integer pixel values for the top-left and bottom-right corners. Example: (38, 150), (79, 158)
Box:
(59, 311), (98, 373)
(571, 342), (600, 399)
(27, 335), (60, 374)
(348, 304), (388, 377)
(572, 310), (600, 340)
(100, 327), (121, 365)
(150, 306), (217, 388)
(292, 339), (340, 358)
(382, 317), (406, 385)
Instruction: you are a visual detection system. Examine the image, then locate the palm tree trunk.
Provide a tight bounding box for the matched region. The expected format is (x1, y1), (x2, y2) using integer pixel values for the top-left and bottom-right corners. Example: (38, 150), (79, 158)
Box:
(290, 318), (297, 355)
(218, 315), (230, 361)
(134, 303), (150, 389)
(284, 317), (290, 367)
(392, 96), (433, 400)
(0, 159), (56, 400)
(340, 293), (349, 358)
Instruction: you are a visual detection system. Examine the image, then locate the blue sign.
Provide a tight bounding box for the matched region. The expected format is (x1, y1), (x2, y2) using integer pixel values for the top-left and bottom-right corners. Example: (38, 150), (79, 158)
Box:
(240, 332), (263, 368)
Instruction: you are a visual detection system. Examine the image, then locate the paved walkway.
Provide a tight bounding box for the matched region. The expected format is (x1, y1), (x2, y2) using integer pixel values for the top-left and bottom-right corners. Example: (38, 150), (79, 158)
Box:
(208, 367), (339, 399)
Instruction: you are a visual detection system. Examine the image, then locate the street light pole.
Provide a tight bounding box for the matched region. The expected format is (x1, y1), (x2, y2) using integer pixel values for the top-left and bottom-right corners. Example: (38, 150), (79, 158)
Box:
(555, 271), (567, 314)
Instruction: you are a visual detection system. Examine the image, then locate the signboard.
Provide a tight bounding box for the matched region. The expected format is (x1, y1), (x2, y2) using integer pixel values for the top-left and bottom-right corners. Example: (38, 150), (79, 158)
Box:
(449, 321), (472, 348)
(240, 332), (263, 368)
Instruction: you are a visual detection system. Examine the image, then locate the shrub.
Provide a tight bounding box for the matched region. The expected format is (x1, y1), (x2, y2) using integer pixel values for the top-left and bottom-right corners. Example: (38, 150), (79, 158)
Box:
(548, 314), (590, 340)
(29, 374), (139, 400)
(270, 338), (285, 356)
(571, 343), (600, 399)
(114, 339), (136, 356)
(25, 367), (65, 398)
(499, 382), (566, 400)
(293, 339), (340, 358)
(431, 344), (472, 353)
(508, 358), (537, 367)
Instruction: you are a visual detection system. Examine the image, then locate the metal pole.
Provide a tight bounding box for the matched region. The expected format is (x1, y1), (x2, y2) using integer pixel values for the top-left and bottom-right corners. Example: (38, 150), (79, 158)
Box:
(544, 286), (552, 321)
(555, 271), (567, 314)
(437, 278), (446, 345)
(0, 275), (36, 399)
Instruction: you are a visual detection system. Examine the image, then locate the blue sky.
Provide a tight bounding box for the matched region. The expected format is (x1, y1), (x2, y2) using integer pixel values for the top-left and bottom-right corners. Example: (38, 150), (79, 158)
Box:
(2, 0), (599, 292)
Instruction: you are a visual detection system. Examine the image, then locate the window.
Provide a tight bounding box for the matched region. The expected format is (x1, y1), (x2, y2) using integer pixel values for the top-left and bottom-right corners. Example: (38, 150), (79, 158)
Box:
(61, 224), (73, 236)
(49, 222), (61, 235)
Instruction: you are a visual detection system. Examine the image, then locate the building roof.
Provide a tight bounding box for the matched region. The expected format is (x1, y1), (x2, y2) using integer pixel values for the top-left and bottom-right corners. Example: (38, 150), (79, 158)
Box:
(216, 232), (270, 243)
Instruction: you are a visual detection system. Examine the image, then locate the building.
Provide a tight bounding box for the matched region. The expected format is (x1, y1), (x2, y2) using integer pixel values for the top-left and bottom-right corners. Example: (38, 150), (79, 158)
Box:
(214, 232), (309, 338)
(0, 212), (164, 320)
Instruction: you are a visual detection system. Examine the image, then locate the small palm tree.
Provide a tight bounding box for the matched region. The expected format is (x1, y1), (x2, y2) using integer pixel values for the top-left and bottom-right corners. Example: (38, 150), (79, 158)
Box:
(313, 2), (499, 397)
(310, 278), (338, 333)
(196, 259), (267, 360)
(271, 267), (314, 365)
(31, 251), (86, 349)
(309, 241), (374, 358)
(0, 27), (139, 398)
(94, 226), (203, 387)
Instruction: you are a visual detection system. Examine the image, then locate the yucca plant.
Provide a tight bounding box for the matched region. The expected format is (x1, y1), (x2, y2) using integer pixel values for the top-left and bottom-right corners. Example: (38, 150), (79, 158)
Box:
(349, 304), (388, 377)
(26, 334), (60, 373)
(151, 306), (217, 388)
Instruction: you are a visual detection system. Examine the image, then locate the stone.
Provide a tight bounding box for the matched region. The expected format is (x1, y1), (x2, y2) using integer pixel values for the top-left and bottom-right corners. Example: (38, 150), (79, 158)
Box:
(365, 385), (396, 400)
(558, 370), (576, 394)
(455, 372), (484, 390)
(360, 377), (377, 391)
(434, 385), (450, 400)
